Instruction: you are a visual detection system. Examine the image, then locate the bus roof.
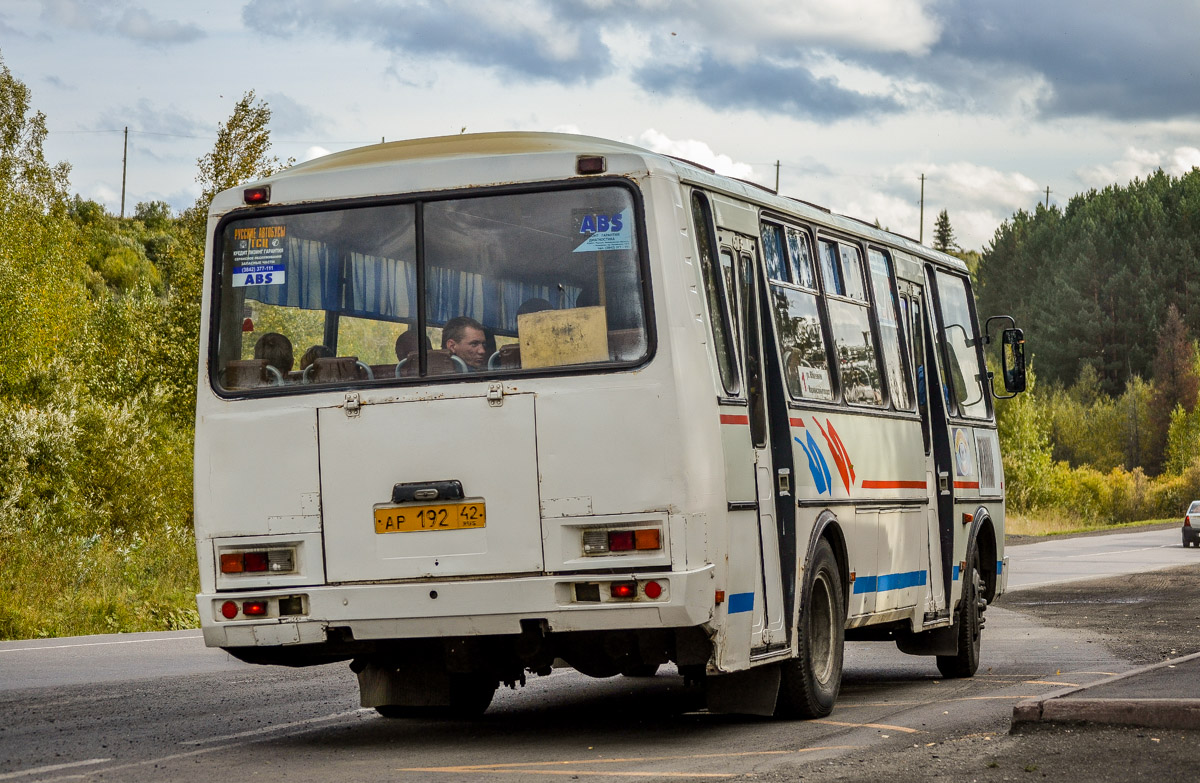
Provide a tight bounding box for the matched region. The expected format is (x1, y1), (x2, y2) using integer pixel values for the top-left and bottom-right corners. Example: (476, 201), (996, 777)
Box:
(235, 131), (966, 273)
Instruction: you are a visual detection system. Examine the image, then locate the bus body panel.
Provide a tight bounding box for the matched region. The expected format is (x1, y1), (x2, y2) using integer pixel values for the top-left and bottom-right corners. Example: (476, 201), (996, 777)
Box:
(318, 392), (543, 582)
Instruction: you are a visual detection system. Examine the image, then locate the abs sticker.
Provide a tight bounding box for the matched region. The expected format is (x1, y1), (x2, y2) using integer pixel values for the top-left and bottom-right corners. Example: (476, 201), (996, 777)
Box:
(573, 208), (631, 253)
(232, 263), (286, 287)
(231, 224), (287, 285)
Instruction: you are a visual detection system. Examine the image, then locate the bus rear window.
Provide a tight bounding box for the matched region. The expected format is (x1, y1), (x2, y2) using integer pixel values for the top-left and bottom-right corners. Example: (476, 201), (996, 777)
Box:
(212, 186), (650, 393)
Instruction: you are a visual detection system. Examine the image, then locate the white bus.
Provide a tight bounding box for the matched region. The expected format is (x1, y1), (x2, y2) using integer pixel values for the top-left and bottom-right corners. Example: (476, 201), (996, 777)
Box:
(194, 132), (1026, 718)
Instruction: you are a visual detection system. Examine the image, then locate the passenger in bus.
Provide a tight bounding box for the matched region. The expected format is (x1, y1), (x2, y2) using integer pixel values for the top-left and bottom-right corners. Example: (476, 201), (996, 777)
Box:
(299, 344), (333, 374)
(442, 316), (488, 370)
(254, 332), (294, 376)
(394, 329), (432, 362)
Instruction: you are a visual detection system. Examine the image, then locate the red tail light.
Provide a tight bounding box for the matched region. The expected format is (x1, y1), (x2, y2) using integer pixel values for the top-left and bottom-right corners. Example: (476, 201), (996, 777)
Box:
(610, 581), (637, 599)
(1186, 515), (1192, 527)
(242, 601), (268, 616)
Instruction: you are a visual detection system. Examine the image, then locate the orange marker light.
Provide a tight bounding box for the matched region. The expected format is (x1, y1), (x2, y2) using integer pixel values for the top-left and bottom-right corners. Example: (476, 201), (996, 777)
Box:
(220, 553), (244, 574)
(634, 529), (661, 550)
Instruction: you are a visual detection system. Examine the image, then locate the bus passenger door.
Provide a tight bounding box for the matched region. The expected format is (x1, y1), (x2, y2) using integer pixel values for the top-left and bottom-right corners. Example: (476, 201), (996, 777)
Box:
(903, 284), (946, 615)
(916, 276), (955, 616)
(722, 235), (787, 650)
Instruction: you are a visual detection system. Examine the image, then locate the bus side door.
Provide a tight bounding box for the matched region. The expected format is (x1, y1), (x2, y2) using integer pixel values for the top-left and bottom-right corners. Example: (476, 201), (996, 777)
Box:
(720, 232), (788, 651)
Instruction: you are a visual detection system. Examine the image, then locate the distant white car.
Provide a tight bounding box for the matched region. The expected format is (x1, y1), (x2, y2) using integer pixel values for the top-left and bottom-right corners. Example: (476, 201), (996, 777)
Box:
(1185, 501), (1200, 547)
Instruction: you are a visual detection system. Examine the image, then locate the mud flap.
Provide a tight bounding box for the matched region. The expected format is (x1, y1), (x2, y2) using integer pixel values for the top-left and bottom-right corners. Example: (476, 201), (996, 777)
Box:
(706, 664), (781, 716)
(895, 625), (958, 657)
(356, 661), (451, 708)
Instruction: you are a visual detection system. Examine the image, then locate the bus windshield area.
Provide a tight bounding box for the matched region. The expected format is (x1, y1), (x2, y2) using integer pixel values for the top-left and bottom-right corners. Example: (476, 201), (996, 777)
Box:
(212, 185), (649, 393)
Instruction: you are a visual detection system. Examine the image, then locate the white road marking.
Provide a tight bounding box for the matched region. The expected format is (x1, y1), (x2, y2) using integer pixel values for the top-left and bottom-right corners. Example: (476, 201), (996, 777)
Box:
(0, 759), (111, 781)
(0, 635), (202, 654)
(181, 709), (372, 745)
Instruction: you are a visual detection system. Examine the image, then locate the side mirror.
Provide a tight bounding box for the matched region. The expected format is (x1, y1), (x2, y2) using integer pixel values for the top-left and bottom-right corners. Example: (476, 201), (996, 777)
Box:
(984, 315), (1026, 399)
(1001, 328), (1026, 394)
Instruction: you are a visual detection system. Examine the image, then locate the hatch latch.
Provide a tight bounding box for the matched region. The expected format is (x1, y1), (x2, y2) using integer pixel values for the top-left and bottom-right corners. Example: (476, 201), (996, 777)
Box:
(344, 391), (361, 418)
(487, 383), (504, 407)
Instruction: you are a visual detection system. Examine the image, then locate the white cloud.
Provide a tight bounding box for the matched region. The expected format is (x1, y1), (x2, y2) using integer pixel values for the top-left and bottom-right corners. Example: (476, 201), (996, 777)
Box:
(1077, 146), (1200, 188)
(636, 129), (757, 180)
(302, 146), (331, 162)
(679, 0), (941, 57)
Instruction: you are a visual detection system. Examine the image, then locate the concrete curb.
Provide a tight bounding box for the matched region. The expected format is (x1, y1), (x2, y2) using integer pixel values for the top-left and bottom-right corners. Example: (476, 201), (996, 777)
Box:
(1012, 650), (1200, 730)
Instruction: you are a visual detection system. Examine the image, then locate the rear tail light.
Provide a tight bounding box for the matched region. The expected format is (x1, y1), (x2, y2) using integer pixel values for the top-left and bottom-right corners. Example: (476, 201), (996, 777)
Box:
(219, 547), (296, 574)
(242, 601), (268, 616)
(609, 531), (635, 551)
(582, 528), (663, 555)
(1186, 515), (1192, 527)
(610, 581), (638, 599)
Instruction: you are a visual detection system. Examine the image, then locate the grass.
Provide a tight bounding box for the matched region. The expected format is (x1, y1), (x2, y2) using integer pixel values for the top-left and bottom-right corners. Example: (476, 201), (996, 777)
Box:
(1006, 511), (1177, 538)
(0, 526), (199, 640)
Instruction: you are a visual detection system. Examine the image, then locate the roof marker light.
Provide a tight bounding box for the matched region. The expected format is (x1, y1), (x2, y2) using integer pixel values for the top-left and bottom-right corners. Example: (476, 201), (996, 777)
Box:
(576, 155), (606, 175)
(243, 186), (271, 205)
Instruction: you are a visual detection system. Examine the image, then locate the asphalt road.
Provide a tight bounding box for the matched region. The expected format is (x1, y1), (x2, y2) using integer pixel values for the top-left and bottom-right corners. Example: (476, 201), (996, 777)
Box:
(0, 527), (1193, 783)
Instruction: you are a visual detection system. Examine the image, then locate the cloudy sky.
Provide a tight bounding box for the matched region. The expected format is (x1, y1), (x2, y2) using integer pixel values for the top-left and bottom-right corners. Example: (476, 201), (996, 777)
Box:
(4, 0), (1199, 250)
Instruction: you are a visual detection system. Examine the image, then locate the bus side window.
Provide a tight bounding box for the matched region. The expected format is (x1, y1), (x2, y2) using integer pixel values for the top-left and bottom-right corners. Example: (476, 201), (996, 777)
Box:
(762, 222), (834, 402)
(868, 248), (912, 410)
(692, 192), (741, 396)
(934, 270), (989, 418)
(908, 295), (932, 455)
(821, 239), (882, 406)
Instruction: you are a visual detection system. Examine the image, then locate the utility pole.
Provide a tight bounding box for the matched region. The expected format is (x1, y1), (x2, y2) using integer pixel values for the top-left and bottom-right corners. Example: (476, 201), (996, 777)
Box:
(1045, 186), (1051, 209)
(774, 160), (780, 193)
(120, 126), (128, 219)
(919, 173), (925, 244)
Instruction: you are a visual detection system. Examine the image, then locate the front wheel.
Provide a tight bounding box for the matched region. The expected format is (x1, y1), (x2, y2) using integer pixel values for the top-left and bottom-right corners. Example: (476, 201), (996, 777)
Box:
(936, 550), (985, 678)
(776, 539), (845, 718)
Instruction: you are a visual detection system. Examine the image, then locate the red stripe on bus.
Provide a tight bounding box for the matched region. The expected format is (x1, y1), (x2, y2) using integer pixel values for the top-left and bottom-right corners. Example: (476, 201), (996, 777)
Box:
(954, 481), (980, 489)
(861, 480), (928, 489)
(789, 418), (806, 428)
(720, 414), (750, 425)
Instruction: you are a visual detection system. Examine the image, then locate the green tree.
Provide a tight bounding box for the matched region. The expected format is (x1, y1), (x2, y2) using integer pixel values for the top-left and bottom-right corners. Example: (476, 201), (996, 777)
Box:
(932, 209), (956, 252)
(183, 90), (292, 240)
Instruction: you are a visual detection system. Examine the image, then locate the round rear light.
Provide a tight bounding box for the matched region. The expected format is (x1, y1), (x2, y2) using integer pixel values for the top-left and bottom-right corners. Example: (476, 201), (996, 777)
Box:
(644, 581), (663, 599)
(220, 601), (238, 620)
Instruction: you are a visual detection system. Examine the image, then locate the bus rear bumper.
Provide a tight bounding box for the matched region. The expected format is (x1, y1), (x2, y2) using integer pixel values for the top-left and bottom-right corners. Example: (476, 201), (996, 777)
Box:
(198, 564), (716, 649)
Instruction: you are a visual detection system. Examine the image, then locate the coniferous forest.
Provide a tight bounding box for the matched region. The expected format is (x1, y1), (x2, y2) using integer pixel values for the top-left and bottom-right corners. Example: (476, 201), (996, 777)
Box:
(3, 51), (1200, 638)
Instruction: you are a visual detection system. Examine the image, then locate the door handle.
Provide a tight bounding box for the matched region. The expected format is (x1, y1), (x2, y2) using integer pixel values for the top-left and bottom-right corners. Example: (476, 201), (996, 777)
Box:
(938, 471), (950, 495)
(777, 468), (791, 497)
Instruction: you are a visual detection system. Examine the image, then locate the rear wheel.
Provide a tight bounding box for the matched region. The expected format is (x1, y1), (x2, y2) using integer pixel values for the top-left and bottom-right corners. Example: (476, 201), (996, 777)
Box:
(776, 539), (845, 718)
(937, 549), (985, 678)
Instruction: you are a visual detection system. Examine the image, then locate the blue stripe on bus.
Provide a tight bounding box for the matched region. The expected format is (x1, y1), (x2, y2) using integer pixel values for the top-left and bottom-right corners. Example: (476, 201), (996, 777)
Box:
(952, 565), (960, 580)
(996, 560), (1003, 575)
(852, 570), (927, 595)
(727, 592), (755, 614)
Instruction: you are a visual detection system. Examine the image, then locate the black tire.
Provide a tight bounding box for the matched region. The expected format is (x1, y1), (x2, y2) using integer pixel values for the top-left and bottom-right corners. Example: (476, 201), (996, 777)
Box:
(936, 549), (985, 678)
(375, 675), (496, 719)
(776, 539), (845, 718)
(621, 663), (661, 677)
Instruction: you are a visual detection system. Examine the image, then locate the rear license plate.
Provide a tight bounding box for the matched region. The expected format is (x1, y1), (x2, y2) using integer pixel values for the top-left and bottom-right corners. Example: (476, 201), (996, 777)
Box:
(373, 501), (486, 534)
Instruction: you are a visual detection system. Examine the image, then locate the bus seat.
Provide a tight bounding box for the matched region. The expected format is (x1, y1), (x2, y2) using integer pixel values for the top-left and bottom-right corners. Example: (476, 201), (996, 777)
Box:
(310, 356), (373, 383)
(371, 363), (397, 379)
(427, 349), (468, 374)
(224, 359), (282, 388)
(489, 343), (521, 369)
